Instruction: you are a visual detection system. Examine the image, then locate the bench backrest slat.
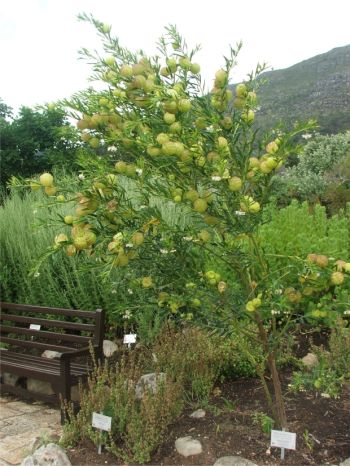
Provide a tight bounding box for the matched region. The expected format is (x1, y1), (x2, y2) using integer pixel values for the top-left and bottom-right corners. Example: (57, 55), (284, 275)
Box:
(1, 302), (97, 319)
(0, 314), (95, 332)
(0, 302), (105, 357)
(1, 336), (74, 352)
(1, 325), (90, 344)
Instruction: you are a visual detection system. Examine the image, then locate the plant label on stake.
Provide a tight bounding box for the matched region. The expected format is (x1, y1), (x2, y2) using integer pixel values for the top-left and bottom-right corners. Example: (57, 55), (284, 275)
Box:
(271, 429), (296, 460)
(123, 333), (137, 348)
(29, 324), (41, 331)
(29, 324), (41, 340)
(92, 412), (112, 454)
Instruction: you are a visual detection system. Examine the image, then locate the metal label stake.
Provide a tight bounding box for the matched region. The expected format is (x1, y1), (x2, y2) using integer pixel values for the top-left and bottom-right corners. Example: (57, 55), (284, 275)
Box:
(281, 428), (285, 460)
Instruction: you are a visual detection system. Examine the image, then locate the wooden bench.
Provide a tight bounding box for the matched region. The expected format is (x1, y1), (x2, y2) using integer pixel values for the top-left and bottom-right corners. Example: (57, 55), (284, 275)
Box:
(0, 302), (105, 421)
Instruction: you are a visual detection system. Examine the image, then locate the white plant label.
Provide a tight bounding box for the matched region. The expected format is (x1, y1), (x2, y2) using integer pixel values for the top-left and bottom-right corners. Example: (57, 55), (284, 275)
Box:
(92, 412), (112, 432)
(271, 430), (296, 450)
(123, 333), (137, 345)
(29, 324), (41, 331)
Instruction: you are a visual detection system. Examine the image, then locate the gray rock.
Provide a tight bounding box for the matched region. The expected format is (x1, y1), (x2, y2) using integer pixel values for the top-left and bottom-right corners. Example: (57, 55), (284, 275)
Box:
(27, 379), (54, 395)
(20, 443), (71, 466)
(213, 456), (258, 466)
(190, 409), (206, 418)
(301, 352), (318, 369)
(340, 459), (350, 466)
(41, 350), (61, 359)
(103, 339), (118, 357)
(2, 372), (20, 386)
(175, 436), (203, 457)
(135, 372), (166, 399)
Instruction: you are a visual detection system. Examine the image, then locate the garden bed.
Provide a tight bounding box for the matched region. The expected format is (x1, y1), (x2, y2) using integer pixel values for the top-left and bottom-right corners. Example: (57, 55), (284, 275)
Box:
(67, 372), (350, 465)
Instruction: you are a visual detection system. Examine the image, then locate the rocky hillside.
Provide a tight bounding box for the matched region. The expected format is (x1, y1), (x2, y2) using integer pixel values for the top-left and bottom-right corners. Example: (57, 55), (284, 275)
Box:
(239, 44), (350, 134)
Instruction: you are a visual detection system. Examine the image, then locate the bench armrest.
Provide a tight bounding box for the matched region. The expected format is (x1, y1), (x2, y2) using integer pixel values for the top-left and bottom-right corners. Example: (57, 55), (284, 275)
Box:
(59, 345), (100, 361)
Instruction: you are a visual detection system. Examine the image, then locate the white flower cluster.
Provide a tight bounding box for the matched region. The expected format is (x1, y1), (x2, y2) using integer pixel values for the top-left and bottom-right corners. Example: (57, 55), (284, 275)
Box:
(160, 248), (176, 254)
(123, 309), (132, 320)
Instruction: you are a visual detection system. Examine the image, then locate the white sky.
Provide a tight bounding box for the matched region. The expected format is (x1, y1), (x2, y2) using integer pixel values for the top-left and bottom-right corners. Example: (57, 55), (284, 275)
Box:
(1, 0), (349, 113)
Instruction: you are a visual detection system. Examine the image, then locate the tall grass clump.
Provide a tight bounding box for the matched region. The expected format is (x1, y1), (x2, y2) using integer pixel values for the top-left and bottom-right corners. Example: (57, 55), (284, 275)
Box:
(0, 186), (121, 321)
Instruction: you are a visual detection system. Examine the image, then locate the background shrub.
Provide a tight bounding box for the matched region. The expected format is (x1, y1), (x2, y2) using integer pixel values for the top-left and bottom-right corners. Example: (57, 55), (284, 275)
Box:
(273, 132), (350, 207)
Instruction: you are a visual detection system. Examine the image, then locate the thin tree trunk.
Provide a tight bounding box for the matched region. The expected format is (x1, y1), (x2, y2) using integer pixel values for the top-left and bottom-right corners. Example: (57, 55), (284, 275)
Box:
(255, 313), (288, 429)
(267, 351), (288, 429)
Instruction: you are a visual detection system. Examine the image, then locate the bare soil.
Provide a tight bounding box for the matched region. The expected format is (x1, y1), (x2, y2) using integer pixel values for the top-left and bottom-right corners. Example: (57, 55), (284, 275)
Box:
(68, 373), (350, 466)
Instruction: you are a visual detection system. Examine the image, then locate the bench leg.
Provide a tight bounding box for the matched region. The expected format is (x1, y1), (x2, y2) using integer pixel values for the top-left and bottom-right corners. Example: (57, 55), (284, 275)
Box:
(59, 359), (71, 425)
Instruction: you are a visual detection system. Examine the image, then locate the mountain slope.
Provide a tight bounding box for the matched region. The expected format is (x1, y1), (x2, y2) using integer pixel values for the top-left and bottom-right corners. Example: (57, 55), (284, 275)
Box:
(241, 44), (350, 134)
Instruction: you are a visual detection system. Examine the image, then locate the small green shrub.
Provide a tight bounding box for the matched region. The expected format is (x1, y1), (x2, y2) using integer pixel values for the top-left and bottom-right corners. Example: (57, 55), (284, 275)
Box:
(153, 324), (223, 402)
(252, 411), (275, 435)
(215, 330), (262, 379)
(61, 353), (183, 464)
(290, 318), (350, 398)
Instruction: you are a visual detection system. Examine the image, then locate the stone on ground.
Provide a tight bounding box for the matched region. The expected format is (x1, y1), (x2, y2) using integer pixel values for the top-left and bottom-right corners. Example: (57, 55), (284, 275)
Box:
(26, 379), (54, 396)
(175, 436), (203, 457)
(340, 458), (350, 466)
(103, 339), (118, 357)
(135, 372), (166, 399)
(41, 350), (61, 359)
(190, 408), (206, 418)
(2, 373), (20, 386)
(213, 456), (258, 466)
(20, 443), (71, 466)
(301, 352), (318, 369)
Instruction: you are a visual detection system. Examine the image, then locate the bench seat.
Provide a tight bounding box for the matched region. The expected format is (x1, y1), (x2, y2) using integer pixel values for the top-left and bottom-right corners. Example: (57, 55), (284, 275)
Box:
(1, 351), (91, 381)
(0, 302), (105, 423)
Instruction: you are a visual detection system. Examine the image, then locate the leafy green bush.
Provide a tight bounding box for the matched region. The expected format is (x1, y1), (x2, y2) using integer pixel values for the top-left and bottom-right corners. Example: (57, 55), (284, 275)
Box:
(261, 201), (350, 267)
(260, 201), (350, 326)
